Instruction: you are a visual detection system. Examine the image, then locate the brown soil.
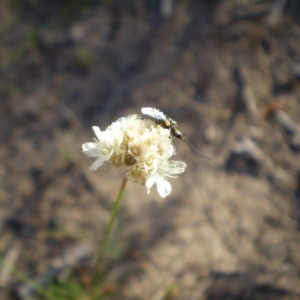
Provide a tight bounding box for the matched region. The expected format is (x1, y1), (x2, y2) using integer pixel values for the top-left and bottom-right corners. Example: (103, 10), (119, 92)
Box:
(1, 1), (300, 299)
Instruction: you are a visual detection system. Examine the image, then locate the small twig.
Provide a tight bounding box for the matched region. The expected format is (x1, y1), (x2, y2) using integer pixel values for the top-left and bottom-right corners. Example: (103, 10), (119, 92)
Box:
(266, 0), (288, 26)
(226, 135), (270, 173)
(273, 110), (300, 152)
(262, 102), (300, 152)
(160, 0), (173, 18)
(225, 135), (295, 189)
(273, 110), (300, 137)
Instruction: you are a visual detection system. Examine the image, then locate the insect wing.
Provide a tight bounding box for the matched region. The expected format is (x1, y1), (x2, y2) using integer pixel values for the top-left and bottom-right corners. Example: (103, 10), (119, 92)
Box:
(141, 107), (167, 122)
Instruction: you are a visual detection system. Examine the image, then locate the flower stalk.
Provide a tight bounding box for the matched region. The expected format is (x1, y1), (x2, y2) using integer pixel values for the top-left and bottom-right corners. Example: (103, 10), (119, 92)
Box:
(92, 177), (128, 286)
(82, 110), (187, 297)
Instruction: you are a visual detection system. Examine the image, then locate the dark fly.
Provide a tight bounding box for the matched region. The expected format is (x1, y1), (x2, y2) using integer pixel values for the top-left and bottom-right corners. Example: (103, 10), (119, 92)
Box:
(141, 107), (215, 162)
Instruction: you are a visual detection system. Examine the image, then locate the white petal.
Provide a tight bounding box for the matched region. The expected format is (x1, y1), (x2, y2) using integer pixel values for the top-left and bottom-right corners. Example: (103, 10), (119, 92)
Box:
(156, 177), (172, 198)
(164, 160), (187, 176)
(92, 126), (102, 140)
(145, 176), (156, 193)
(82, 143), (100, 157)
(90, 157), (105, 170)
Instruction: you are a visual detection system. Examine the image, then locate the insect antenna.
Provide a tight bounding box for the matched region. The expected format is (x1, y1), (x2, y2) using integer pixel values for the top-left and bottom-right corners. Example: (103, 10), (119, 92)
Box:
(181, 137), (216, 163)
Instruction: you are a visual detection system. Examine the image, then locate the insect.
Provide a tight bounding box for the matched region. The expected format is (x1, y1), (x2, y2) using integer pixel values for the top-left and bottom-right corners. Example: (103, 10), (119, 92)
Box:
(141, 107), (215, 162)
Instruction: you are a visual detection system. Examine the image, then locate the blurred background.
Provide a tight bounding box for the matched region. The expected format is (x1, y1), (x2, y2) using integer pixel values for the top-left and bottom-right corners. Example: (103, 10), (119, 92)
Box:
(1, 0), (300, 299)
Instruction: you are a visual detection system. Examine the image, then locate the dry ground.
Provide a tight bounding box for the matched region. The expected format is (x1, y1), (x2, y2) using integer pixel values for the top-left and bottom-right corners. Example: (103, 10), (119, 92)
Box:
(1, 1), (300, 299)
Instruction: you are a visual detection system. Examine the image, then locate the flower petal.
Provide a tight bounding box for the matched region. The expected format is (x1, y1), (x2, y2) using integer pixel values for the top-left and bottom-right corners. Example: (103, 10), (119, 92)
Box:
(82, 142), (101, 157)
(156, 177), (172, 198)
(145, 176), (156, 194)
(92, 126), (102, 140)
(90, 157), (105, 170)
(162, 160), (187, 177)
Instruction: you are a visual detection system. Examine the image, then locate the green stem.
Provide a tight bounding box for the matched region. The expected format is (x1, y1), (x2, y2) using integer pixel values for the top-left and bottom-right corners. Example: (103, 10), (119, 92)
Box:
(92, 177), (128, 287)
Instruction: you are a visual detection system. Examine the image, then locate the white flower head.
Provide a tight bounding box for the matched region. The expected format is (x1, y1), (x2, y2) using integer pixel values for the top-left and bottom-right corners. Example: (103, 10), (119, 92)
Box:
(82, 114), (186, 198)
